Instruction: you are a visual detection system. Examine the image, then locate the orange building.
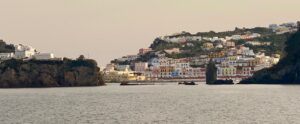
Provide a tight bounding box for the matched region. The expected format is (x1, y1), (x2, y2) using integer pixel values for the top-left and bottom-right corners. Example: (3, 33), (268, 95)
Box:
(160, 66), (175, 78)
(208, 51), (225, 58)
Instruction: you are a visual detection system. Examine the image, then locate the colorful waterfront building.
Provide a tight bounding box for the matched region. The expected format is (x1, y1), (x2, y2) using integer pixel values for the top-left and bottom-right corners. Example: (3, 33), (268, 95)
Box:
(134, 62), (148, 73)
(160, 66), (175, 78)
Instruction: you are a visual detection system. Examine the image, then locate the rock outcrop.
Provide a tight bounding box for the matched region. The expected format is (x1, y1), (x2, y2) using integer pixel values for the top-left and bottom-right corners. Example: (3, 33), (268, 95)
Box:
(0, 58), (105, 88)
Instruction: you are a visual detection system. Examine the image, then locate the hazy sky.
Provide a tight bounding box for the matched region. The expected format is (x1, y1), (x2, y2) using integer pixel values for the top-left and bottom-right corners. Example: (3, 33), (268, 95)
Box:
(0, 0), (299, 66)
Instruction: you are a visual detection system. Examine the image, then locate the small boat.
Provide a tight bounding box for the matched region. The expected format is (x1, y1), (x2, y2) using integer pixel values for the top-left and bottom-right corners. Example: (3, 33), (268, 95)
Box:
(178, 81), (197, 85)
(120, 81), (135, 86)
(120, 81), (155, 86)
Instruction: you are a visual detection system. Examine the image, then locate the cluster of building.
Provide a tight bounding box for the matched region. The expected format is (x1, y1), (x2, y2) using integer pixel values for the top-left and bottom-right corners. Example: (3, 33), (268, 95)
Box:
(0, 44), (57, 62)
(104, 22), (298, 82)
(269, 22), (299, 34)
(103, 63), (147, 82)
(245, 41), (271, 46)
(156, 32), (264, 53)
(160, 22), (298, 45)
(161, 32), (261, 44)
(105, 45), (280, 82)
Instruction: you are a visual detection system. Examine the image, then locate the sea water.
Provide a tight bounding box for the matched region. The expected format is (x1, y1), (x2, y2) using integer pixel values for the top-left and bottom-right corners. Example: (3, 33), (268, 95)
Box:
(0, 83), (300, 124)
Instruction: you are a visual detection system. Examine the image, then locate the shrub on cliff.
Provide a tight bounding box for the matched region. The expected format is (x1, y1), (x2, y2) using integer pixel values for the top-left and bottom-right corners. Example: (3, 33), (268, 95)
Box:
(0, 40), (14, 53)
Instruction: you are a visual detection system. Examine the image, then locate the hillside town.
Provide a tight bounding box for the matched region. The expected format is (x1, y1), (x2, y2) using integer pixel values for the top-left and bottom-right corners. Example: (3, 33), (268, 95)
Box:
(104, 22), (299, 82)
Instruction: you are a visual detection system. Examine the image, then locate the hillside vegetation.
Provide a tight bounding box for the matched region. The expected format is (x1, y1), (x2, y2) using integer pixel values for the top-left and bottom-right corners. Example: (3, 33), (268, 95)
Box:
(240, 27), (300, 84)
(0, 40), (15, 53)
(149, 27), (289, 59)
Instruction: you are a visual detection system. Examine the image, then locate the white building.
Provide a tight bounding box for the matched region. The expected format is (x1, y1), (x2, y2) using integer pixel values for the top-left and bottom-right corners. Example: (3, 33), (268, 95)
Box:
(191, 36), (202, 41)
(158, 57), (173, 66)
(246, 41), (271, 46)
(231, 35), (241, 40)
(225, 36), (232, 41)
(14, 44), (36, 59)
(163, 35), (202, 43)
(164, 48), (181, 54)
(250, 33), (261, 38)
(154, 51), (166, 58)
(33, 53), (55, 60)
(187, 68), (205, 78)
(134, 62), (148, 72)
(163, 36), (184, 43)
(149, 58), (160, 67)
(242, 49), (255, 56)
(116, 65), (131, 71)
(215, 44), (223, 48)
(202, 37), (212, 41)
(175, 62), (190, 69)
(117, 55), (139, 62)
(226, 41), (235, 47)
(212, 37), (219, 42)
(186, 43), (194, 47)
(0, 53), (14, 61)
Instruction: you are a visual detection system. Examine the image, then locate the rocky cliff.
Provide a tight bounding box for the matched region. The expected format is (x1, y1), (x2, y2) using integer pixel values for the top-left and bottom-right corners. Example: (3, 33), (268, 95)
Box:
(0, 58), (105, 88)
(240, 27), (300, 84)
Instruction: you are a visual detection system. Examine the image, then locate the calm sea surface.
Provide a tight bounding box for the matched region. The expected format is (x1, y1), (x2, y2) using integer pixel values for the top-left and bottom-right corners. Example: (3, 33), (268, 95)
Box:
(1, 83), (300, 124)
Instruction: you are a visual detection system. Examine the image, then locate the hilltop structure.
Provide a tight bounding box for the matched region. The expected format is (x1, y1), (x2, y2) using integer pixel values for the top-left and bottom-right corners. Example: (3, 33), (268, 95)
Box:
(0, 43), (58, 61)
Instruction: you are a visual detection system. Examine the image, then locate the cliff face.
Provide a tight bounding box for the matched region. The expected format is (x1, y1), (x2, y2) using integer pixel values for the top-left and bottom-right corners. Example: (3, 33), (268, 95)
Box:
(0, 58), (105, 88)
(240, 28), (300, 84)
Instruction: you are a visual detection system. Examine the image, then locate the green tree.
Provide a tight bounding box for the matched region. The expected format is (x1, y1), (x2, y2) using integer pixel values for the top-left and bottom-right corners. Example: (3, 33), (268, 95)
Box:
(0, 40), (15, 53)
(77, 55), (85, 60)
